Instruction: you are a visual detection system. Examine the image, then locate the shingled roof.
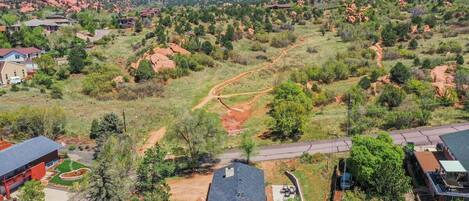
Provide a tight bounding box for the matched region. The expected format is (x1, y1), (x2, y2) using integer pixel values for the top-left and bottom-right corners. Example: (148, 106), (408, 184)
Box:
(207, 162), (266, 201)
(0, 136), (62, 177)
(0, 47), (42, 57)
(440, 130), (469, 170)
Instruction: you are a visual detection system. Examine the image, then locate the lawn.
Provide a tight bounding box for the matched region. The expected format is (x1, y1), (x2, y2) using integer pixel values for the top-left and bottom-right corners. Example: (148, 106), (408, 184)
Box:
(261, 154), (345, 201)
(50, 159), (88, 186)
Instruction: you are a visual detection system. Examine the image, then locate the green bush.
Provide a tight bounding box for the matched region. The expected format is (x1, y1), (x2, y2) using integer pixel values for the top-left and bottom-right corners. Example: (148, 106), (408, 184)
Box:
(456, 54), (464, 65)
(250, 42), (264, 51)
(390, 62), (411, 84)
(10, 84), (19, 92)
(32, 72), (54, 89)
(404, 79), (433, 97)
(134, 60), (155, 83)
(383, 109), (431, 129)
(358, 76), (371, 90)
(378, 85), (406, 108)
(50, 85), (63, 99)
(0, 89), (6, 96)
(439, 88), (459, 106)
(408, 39), (418, 50)
(82, 65), (121, 96)
(270, 32), (296, 48)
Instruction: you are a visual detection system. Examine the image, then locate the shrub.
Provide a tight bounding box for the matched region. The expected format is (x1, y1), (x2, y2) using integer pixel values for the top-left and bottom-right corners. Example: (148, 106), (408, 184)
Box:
(250, 42), (264, 51)
(404, 79), (433, 97)
(440, 88), (459, 106)
(382, 23), (397, 47)
(255, 33), (270, 43)
(10, 84), (19, 92)
(192, 53), (216, 68)
(358, 76), (371, 89)
(50, 85), (63, 99)
(306, 47), (318, 54)
(370, 69), (385, 82)
(0, 89), (6, 96)
(343, 86), (367, 106)
(390, 62), (411, 84)
(456, 54), (464, 65)
(378, 85), (406, 108)
(55, 67), (70, 80)
(270, 32), (297, 48)
(32, 72), (54, 89)
(422, 58), (432, 69)
(134, 60), (155, 83)
(82, 65), (121, 96)
(408, 39), (418, 50)
(383, 109), (430, 129)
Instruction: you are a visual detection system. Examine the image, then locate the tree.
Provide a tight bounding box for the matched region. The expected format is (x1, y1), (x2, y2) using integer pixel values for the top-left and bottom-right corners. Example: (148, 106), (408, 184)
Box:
(87, 144), (122, 201)
(201, 41), (213, 55)
(135, 20), (143, 33)
(390, 62), (411, 84)
(135, 60), (155, 82)
(34, 54), (57, 76)
(0, 33), (11, 48)
(68, 46), (87, 74)
(370, 162), (411, 201)
(77, 11), (97, 35)
(18, 180), (45, 201)
(1, 13), (18, 26)
(456, 54), (465, 65)
(240, 132), (258, 164)
(89, 119), (100, 139)
(381, 23), (397, 47)
(378, 85), (406, 108)
(350, 132), (410, 200)
(136, 144), (174, 196)
(92, 113), (124, 140)
(170, 109), (226, 168)
(270, 82), (312, 140)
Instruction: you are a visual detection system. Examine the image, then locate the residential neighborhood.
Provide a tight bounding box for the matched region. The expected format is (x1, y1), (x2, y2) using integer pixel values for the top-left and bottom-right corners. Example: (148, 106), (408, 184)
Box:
(0, 0), (469, 201)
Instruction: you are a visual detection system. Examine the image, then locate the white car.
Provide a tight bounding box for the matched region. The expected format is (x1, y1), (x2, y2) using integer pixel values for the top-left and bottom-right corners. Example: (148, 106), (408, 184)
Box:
(9, 76), (22, 84)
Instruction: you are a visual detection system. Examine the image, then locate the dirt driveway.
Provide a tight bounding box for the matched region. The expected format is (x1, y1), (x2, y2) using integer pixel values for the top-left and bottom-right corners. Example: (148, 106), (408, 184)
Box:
(168, 173), (213, 201)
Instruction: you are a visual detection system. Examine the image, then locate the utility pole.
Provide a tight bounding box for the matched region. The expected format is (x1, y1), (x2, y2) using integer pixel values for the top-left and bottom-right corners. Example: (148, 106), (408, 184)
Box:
(122, 109), (127, 132)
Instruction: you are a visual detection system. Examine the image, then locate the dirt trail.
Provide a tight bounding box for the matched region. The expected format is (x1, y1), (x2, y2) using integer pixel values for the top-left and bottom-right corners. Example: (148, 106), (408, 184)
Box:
(137, 127), (166, 155)
(192, 38), (307, 111)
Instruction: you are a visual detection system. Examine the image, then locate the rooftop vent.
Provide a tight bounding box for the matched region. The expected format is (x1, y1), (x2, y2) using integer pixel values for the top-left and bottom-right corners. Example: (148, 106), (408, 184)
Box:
(225, 167), (234, 178)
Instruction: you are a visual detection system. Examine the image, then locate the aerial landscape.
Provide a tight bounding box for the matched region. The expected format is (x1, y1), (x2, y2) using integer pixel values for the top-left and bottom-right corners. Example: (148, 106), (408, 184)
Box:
(0, 0), (469, 200)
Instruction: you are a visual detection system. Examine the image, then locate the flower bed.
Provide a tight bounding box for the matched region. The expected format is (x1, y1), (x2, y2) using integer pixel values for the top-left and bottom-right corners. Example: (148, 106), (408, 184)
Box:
(50, 159), (88, 186)
(59, 168), (90, 181)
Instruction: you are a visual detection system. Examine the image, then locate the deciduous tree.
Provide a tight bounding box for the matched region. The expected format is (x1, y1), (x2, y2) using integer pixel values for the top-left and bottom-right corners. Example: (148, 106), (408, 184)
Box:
(18, 180), (45, 201)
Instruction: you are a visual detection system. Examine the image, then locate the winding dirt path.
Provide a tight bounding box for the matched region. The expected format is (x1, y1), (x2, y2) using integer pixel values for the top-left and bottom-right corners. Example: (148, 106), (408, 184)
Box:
(137, 127), (166, 155)
(192, 38), (308, 111)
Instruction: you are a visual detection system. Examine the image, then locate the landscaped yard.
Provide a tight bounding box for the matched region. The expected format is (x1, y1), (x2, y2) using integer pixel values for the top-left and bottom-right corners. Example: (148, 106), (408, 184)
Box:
(50, 159), (88, 186)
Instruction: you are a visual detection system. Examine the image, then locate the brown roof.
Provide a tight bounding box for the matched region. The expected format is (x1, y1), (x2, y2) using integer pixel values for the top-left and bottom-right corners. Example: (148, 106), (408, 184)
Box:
(415, 151), (441, 173)
(0, 47), (42, 56)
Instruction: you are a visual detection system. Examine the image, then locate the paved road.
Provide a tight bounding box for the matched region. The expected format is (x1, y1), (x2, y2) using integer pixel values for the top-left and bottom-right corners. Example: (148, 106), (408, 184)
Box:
(219, 122), (469, 163)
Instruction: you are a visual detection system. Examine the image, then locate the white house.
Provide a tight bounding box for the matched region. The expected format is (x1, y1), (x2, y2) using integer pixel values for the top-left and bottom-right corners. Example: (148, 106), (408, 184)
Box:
(0, 48), (42, 73)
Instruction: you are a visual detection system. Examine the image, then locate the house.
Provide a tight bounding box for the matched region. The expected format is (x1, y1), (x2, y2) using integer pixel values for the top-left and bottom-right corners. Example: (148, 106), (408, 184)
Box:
(0, 62), (28, 85)
(10, 16), (73, 32)
(413, 130), (469, 200)
(0, 47), (42, 63)
(140, 8), (160, 19)
(118, 17), (137, 29)
(0, 136), (62, 200)
(265, 3), (291, 9)
(0, 47), (42, 72)
(207, 162), (266, 201)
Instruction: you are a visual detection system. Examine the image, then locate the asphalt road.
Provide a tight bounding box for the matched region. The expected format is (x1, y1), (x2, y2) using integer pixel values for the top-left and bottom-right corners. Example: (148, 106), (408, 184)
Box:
(219, 122), (469, 163)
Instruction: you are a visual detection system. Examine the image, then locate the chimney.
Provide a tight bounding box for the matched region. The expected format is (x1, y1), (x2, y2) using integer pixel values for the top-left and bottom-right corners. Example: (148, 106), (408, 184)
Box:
(225, 167), (234, 178)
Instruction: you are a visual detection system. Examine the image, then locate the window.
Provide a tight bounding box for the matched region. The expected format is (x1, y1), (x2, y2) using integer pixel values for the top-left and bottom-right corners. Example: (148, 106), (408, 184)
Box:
(22, 69), (25, 77)
(14, 71), (17, 76)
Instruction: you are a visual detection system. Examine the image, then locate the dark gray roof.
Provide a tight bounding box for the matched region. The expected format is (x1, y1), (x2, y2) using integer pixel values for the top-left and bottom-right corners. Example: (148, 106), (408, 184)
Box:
(441, 130), (469, 170)
(0, 136), (62, 177)
(208, 162), (266, 201)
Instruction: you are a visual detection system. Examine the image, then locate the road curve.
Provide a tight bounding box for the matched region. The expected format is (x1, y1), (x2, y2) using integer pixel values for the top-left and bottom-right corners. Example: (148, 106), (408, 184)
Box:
(219, 122), (469, 163)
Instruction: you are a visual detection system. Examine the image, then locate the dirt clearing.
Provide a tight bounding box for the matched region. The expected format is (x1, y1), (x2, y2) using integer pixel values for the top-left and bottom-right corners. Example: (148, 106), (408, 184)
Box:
(138, 127), (166, 155)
